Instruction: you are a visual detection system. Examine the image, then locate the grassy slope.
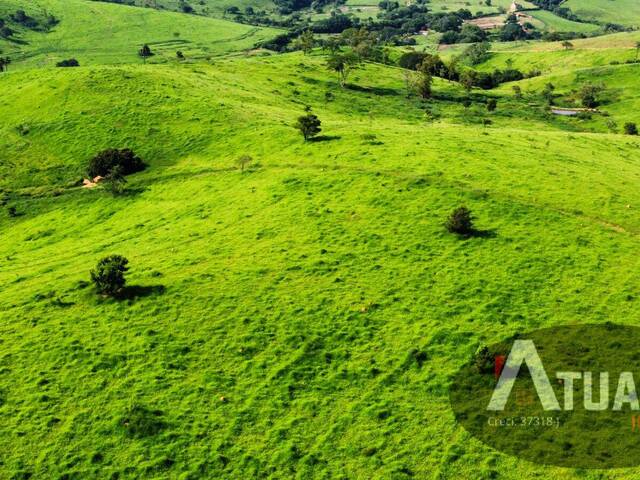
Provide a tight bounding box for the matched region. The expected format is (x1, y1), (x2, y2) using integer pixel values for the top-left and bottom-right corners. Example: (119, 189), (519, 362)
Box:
(565, 0), (640, 27)
(2, 39), (640, 478)
(526, 9), (600, 33)
(97, 0), (278, 17)
(0, 0), (280, 68)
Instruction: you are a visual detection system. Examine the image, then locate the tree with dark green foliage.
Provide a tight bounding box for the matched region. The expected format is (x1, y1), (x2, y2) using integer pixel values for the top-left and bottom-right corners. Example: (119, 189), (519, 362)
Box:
(578, 83), (604, 109)
(56, 58), (79, 67)
(236, 154), (253, 172)
(139, 44), (153, 63)
(0, 56), (11, 72)
(326, 52), (360, 88)
(487, 98), (497, 112)
(103, 165), (127, 196)
(624, 122), (638, 135)
(414, 60), (433, 99)
(542, 82), (555, 104)
(91, 255), (129, 295)
(295, 113), (322, 141)
(295, 30), (315, 55)
(445, 206), (475, 236)
(88, 148), (146, 178)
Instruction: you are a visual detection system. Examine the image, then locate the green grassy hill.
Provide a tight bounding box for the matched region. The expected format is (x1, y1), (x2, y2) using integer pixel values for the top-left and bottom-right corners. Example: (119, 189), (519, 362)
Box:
(3, 1), (640, 478)
(565, 0), (640, 27)
(0, 0), (280, 68)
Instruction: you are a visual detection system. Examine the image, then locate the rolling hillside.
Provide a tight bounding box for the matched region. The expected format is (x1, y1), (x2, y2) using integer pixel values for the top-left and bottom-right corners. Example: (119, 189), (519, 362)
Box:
(0, 0), (280, 68)
(3, 1), (640, 479)
(565, 0), (640, 27)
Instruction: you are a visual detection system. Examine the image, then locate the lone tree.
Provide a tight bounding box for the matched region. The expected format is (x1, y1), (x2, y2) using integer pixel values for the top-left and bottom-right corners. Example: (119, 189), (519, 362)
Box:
(88, 148), (146, 178)
(139, 44), (154, 63)
(91, 255), (129, 295)
(296, 30), (315, 55)
(512, 85), (522, 99)
(326, 52), (360, 88)
(236, 154), (253, 172)
(415, 60), (433, 99)
(624, 122), (638, 135)
(445, 206), (475, 236)
(487, 98), (497, 112)
(0, 56), (11, 72)
(295, 113), (322, 141)
(561, 41), (574, 50)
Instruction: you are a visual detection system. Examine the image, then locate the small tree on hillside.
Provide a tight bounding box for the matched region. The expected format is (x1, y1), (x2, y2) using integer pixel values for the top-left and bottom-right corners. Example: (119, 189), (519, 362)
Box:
(512, 85), (522, 99)
(487, 98), (497, 112)
(0, 57), (11, 73)
(236, 154), (253, 172)
(295, 113), (322, 141)
(445, 206), (475, 236)
(561, 41), (574, 50)
(415, 60), (433, 99)
(91, 255), (129, 295)
(139, 44), (154, 63)
(326, 52), (360, 88)
(296, 30), (315, 55)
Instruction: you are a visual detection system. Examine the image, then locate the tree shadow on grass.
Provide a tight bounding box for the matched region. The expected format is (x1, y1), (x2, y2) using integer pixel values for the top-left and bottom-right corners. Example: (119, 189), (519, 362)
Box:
(115, 284), (166, 301)
(462, 228), (497, 239)
(310, 135), (341, 142)
(346, 84), (399, 96)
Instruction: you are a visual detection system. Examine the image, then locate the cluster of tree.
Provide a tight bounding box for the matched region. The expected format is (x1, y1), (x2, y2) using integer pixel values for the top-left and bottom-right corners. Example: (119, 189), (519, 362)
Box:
(2, 9), (58, 32)
(88, 148), (146, 178)
(0, 18), (13, 38)
(398, 51), (534, 90)
(440, 23), (487, 44)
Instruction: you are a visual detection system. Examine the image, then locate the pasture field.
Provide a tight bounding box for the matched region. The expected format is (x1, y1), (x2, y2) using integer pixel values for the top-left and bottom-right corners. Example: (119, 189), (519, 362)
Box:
(3, 0), (640, 478)
(565, 0), (640, 27)
(0, 0), (280, 68)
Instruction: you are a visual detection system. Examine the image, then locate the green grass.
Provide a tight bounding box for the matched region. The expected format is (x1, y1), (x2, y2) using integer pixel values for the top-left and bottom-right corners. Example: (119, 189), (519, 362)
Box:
(4, 1), (640, 477)
(426, 0), (536, 15)
(526, 9), (600, 33)
(2, 48), (640, 478)
(0, 0), (280, 68)
(565, 0), (640, 27)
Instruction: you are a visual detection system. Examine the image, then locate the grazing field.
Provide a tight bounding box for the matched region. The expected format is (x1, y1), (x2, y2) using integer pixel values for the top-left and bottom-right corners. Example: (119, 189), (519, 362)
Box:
(526, 9), (600, 33)
(426, 0), (536, 15)
(4, 0), (640, 478)
(0, 0), (279, 68)
(3, 43), (640, 477)
(565, 0), (640, 27)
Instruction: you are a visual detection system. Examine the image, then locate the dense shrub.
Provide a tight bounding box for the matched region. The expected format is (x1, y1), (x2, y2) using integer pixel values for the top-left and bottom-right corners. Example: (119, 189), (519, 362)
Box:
(87, 148), (146, 178)
(624, 122), (639, 136)
(90, 255), (129, 295)
(295, 113), (322, 141)
(445, 206), (474, 236)
(56, 58), (79, 67)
